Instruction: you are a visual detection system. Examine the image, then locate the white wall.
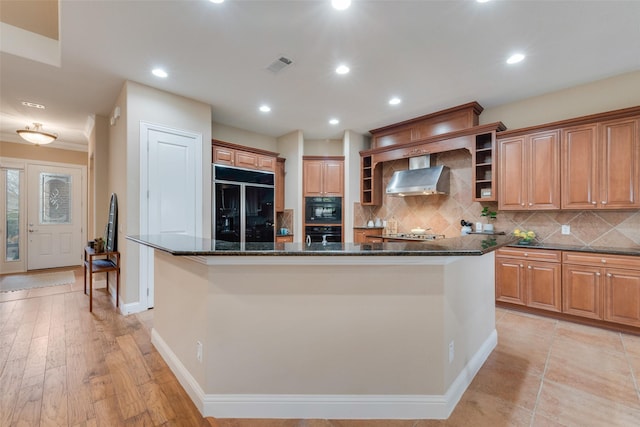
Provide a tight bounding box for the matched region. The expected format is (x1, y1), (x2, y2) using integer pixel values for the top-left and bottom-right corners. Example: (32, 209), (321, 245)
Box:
(481, 70), (640, 129)
(111, 80), (212, 310)
(277, 130), (304, 240)
(212, 121), (277, 152)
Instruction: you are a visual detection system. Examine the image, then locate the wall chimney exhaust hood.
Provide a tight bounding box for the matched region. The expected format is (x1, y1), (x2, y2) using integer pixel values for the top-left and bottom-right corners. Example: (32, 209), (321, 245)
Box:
(385, 155), (450, 196)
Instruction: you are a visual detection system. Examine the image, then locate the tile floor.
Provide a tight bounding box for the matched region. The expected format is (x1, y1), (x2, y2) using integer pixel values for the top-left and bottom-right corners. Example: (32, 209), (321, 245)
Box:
(210, 308), (640, 427)
(3, 271), (640, 426)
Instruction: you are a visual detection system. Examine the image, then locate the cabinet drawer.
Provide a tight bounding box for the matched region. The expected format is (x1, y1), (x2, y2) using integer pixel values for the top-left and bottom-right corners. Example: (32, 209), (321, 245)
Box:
(496, 247), (561, 262)
(562, 252), (640, 270)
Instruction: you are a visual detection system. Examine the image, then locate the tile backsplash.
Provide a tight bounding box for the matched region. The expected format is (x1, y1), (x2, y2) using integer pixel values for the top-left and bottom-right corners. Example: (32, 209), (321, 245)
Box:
(354, 149), (640, 248)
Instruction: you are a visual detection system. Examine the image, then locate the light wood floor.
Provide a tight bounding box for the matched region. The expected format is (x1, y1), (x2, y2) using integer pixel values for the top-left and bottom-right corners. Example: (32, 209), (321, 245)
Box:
(3, 267), (640, 426)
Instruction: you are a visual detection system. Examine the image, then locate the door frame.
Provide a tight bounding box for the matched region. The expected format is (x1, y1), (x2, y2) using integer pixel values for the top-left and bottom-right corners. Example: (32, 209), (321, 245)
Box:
(0, 156), (86, 273)
(139, 122), (203, 310)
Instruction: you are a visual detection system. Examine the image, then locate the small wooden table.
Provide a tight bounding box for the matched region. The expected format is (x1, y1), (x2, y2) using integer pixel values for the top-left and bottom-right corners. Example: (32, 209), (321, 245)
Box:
(84, 246), (120, 312)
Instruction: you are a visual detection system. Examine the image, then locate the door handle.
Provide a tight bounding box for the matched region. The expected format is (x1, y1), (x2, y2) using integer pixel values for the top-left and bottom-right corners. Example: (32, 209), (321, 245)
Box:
(28, 229), (37, 232)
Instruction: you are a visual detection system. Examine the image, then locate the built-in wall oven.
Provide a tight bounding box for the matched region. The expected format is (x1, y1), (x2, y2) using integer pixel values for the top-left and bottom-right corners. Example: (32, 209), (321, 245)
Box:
(305, 196), (342, 224)
(305, 226), (343, 244)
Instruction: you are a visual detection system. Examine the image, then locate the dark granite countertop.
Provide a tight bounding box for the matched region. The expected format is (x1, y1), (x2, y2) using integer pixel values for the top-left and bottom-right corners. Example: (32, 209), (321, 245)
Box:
(507, 241), (640, 257)
(127, 234), (516, 257)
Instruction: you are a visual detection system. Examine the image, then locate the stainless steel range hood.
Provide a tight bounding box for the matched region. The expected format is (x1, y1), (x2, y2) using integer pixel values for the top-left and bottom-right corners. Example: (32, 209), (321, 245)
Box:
(385, 155), (450, 196)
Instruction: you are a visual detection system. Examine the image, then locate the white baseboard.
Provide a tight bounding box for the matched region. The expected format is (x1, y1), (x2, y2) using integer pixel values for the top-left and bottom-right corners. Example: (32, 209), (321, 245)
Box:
(151, 329), (497, 420)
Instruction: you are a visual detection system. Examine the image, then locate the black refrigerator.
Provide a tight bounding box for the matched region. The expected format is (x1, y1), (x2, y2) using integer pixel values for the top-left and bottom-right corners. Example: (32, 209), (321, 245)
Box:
(213, 165), (275, 243)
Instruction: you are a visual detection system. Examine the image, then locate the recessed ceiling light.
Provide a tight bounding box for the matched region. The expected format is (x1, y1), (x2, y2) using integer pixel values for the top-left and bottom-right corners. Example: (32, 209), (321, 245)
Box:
(335, 65), (350, 75)
(210, 0), (224, 3)
(332, 0), (351, 11)
(506, 53), (525, 64)
(152, 68), (168, 78)
(329, 118), (340, 125)
(476, 0), (491, 3)
(259, 105), (271, 113)
(389, 97), (402, 105)
(21, 101), (46, 109)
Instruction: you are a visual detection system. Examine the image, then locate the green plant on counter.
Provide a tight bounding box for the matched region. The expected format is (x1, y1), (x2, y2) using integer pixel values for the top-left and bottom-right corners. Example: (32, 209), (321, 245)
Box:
(480, 206), (497, 221)
(481, 238), (497, 249)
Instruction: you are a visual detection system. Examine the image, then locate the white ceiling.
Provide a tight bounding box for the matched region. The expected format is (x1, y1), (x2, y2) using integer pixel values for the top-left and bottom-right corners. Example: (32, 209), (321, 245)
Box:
(1, 0), (639, 151)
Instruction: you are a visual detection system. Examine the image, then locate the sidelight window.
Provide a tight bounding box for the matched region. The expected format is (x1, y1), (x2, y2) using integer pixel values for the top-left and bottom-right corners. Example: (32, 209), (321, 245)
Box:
(5, 169), (20, 261)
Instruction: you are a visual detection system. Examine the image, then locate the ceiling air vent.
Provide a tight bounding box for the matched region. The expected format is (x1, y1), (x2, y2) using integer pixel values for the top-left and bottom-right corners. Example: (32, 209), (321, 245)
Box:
(266, 56), (293, 73)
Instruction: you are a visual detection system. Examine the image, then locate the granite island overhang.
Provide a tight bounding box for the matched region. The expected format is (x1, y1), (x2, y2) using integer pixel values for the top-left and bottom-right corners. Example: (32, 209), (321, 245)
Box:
(127, 234), (515, 420)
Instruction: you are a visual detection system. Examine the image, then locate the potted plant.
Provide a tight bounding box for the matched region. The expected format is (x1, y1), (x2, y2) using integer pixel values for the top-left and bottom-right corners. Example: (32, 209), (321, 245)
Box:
(513, 229), (536, 245)
(480, 206), (497, 232)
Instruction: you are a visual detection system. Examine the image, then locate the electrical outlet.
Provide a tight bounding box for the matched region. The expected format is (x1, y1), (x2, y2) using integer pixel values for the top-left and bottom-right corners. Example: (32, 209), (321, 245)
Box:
(449, 341), (454, 363)
(196, 341), (203, 363)
(561, 224), (570, 235)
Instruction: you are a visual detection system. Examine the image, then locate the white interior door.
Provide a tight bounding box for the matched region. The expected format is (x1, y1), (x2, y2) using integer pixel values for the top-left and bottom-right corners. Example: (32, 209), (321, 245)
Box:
(140, 123), (202, 309)
(27, 164), (83, 270)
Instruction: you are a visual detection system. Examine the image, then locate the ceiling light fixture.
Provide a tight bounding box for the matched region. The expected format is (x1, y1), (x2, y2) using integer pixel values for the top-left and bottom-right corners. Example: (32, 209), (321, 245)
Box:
(16, 123), (57, 145)
(259, 105), (271, 113)
(335, 65), (350, 75)
(209, 0), (224, 3)
(506, 53), (525, 64)
(329, 118), (340, 125)
(332, 0), (351, 11)
(476, 0), (491, 3)
(389, 97), (402, 105)
(21, 101), (46, 109)
(152, 68), (168, 78)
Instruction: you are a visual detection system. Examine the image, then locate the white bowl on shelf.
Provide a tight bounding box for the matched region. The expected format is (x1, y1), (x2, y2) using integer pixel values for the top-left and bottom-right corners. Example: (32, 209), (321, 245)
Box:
(411, 228), (426, 235)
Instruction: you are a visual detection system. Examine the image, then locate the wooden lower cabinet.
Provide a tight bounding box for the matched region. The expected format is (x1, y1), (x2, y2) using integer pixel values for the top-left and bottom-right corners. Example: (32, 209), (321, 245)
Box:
(353, 228), (383, 243)
(562, 264), (603, 319)
(276, 235), (293, 243)
(496, 250), (640, 330)
(495, 248), (562, 312)
(604, 268), (640, 328)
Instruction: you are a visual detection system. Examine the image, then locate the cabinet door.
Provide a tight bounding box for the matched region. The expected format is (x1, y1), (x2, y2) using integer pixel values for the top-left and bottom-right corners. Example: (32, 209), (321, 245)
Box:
(562, 124), (599, 209)
(235, 151), (258, 169)
(528, 131), (560, 209)
(303, 161), (324, 196)
(604, 268), (640, 327)
(498, 136), (527, 210)
(562, 264), (602, 319)
(599, 117), (640, 209)
(323, 160), (344, 196)
(353, 229), (367, 244)
(257, 155), (276, 172)
(496, 257), (526, 305)
(213, 146), (235, 166)
(526, 261), (562, 312)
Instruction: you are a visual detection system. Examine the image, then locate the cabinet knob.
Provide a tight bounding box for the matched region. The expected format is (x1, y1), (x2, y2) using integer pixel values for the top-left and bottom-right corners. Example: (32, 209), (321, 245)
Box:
(529, 202), (533, 206)
(601, 259), (606, 264)
(602, 201), (607, 205)
(521, 203), (525, 206)
(519, 264), (524, 268)
(607, 273), (613, 277)
(528, 265), (532, 269)
(523, 253), (528, 257)
(592, 201), (597, 205)
(596, 272), (601, 276)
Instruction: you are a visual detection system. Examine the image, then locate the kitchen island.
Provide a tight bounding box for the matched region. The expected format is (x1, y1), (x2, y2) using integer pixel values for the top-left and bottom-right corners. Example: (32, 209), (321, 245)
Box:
(128, 234), (514, 420)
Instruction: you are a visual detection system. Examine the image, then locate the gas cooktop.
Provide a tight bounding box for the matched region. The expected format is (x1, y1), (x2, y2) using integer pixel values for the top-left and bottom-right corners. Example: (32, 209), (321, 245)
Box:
(382, 233), (446, 241)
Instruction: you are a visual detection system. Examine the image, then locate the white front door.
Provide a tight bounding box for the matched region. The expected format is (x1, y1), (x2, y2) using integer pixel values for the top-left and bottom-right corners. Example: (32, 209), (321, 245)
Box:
(140, 123), (202, 308)
(27, 164), (83, 270)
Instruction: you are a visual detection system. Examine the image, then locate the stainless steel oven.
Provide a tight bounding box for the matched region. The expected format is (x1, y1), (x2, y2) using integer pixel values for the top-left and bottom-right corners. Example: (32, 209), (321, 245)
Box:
(305, 225), (342, 243)
(305, 196), (342, 224)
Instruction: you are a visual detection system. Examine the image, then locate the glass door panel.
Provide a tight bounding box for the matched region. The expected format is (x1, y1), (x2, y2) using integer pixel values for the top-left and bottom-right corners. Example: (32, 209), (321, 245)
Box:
(215, 183), (241, 242)
(245, 186), (274, 242)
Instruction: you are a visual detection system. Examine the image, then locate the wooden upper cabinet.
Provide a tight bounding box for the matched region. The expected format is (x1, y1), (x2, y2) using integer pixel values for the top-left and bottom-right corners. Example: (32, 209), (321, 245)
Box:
(599, 117), (640, 209)
(561, 124), (598, 209)
(212, 139), (278, 172)
(562, 117), (639, 209)
(303, 158), (344, 197)
(498, 130), (560, 210)
(369, 102), (483, 148)
(213, 146), (235, 166)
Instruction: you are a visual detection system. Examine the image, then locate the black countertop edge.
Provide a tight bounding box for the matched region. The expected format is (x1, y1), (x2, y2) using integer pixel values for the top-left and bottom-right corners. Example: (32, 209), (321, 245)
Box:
(507, 242), (640, 257)
(127, 234), (516, 257)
